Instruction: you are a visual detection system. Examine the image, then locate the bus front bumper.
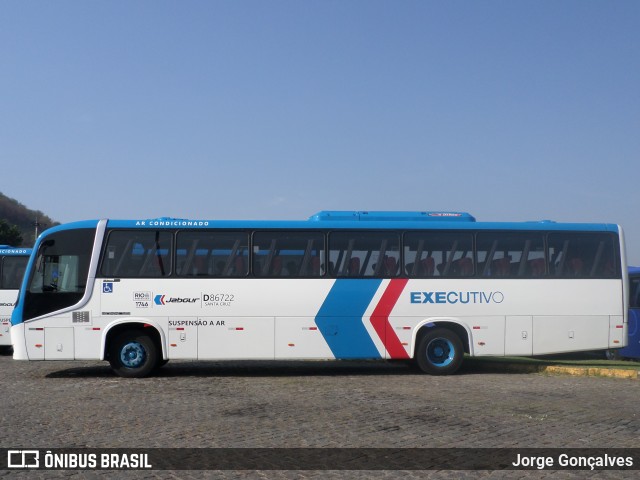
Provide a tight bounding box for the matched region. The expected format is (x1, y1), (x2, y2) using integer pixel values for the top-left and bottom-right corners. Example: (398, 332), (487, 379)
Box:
(10, 323), (28, 360)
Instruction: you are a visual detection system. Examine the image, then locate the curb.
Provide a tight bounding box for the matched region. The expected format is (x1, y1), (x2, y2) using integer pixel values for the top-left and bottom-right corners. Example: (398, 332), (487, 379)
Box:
(540, 365), (639, 379)
(471, 361), (640, 379)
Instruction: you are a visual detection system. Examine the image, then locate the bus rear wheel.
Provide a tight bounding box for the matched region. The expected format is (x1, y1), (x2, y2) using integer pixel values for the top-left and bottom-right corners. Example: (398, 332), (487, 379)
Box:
(109, 331), (158, 378)
(416, 328), (463, 375)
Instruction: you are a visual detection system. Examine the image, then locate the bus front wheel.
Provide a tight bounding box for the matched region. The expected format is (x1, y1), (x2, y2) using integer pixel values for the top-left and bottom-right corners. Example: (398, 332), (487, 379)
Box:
(416, 328), (464, 375)
(109, 331), (158, 378)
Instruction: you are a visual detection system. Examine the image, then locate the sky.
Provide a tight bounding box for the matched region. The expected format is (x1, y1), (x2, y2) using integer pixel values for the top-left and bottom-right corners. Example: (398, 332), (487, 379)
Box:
(1, 1), (639, 263)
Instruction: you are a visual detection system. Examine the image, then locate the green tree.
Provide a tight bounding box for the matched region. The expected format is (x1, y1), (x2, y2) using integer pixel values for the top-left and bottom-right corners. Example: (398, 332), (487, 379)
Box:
(0, 219), (23, 246)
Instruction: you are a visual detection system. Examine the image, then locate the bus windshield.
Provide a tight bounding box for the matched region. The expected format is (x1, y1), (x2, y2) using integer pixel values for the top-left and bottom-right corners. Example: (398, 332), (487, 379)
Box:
(24, 228), (95, 321)
(1, 255), (29, 290)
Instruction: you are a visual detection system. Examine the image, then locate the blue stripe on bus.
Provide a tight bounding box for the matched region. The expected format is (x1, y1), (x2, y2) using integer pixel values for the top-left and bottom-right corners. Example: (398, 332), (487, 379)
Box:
(0, 248), (31, 256)
(315, 279), (382, 359)
(103, 218), (620, 233)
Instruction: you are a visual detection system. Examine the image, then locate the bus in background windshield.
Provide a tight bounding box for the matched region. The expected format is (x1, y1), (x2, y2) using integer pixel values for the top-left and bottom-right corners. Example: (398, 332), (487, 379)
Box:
(0, 246), (31, 352)
(613, 267), (640, 359)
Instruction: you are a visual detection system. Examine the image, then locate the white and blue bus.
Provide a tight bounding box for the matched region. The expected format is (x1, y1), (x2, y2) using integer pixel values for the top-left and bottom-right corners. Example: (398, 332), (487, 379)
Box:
(10, 211), (628, 377)
(0, 246), (31, 352)
(611, 266), (640, 359)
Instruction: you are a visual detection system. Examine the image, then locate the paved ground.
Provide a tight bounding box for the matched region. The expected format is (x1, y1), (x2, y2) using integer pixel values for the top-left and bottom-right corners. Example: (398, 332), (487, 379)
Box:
(0, 353), (638, 479)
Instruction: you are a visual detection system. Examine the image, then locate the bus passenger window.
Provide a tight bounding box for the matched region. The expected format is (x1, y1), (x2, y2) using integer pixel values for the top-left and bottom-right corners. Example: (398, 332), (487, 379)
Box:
(175, 231), (249, 277)
(252, 231), (324, 278)
(101, 231), (172, 278)
(404, 232), (472, 278)
(1, 256), (29, 289)
(329, 231), (399, 278)
(629, 277), (640, 309)
(548, 233), (617, 279)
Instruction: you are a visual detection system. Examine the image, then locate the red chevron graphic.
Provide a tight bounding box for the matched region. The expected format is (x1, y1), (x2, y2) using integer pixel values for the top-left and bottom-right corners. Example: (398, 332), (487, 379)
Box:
(370, 279), (409, 359)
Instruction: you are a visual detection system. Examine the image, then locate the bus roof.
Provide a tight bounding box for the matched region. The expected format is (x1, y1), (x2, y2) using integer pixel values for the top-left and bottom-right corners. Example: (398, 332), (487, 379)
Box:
(308, 211), (476, 222)
(34, 213), (621, 235)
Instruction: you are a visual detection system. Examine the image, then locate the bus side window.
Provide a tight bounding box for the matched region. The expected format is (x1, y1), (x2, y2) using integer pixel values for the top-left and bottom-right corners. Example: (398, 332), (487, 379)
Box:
(252, 231), (324, 278)
(1, 256), (28, 289)
(329, 231), (399, 278)
(406, 232), (472, 278)
(548, 233), (617, 279)
(100, 231), (171, 278)
(476, 232), (544, 278)
(630, 278), (640, 309)
(175, 231), (249, 278)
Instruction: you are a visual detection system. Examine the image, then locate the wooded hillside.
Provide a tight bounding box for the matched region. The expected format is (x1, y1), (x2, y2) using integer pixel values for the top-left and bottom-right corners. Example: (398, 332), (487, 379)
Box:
(0, 192), (58, 247)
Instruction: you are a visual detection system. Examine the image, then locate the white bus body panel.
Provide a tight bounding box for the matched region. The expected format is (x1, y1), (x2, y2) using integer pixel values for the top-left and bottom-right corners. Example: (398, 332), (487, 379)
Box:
(0, 289), (19, 346)
(11, 323), (27, 359)
(12, 276), (625, 361)
(197, 317), (274, 360)
(44, 328), (74, 360)
(275, 317), (334, 359)
(504, 316), (533, 356)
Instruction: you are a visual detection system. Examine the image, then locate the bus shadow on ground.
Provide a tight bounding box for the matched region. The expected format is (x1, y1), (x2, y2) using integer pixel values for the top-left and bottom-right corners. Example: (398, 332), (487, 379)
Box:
(46, 360), (416, 378)
(45, 363), (115, 378)
(45, 358), (534, 379)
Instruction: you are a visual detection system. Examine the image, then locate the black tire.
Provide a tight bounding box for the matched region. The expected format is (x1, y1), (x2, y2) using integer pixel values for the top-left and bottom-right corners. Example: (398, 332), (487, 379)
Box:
(604, 349), (621, 361)
(0, 345), (13, 356)
(415, 328), (464, 375)
(109, 331), (158, 378)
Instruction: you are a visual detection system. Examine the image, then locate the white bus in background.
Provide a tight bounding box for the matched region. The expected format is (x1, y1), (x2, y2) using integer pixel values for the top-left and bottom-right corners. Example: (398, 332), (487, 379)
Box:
(10, 211), (628, 377)
(0, 246), (31, 352)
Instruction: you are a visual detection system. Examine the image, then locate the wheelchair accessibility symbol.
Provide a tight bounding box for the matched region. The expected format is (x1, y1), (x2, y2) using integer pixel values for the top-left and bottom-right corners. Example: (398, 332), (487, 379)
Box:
(103, 282), (114, 293)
